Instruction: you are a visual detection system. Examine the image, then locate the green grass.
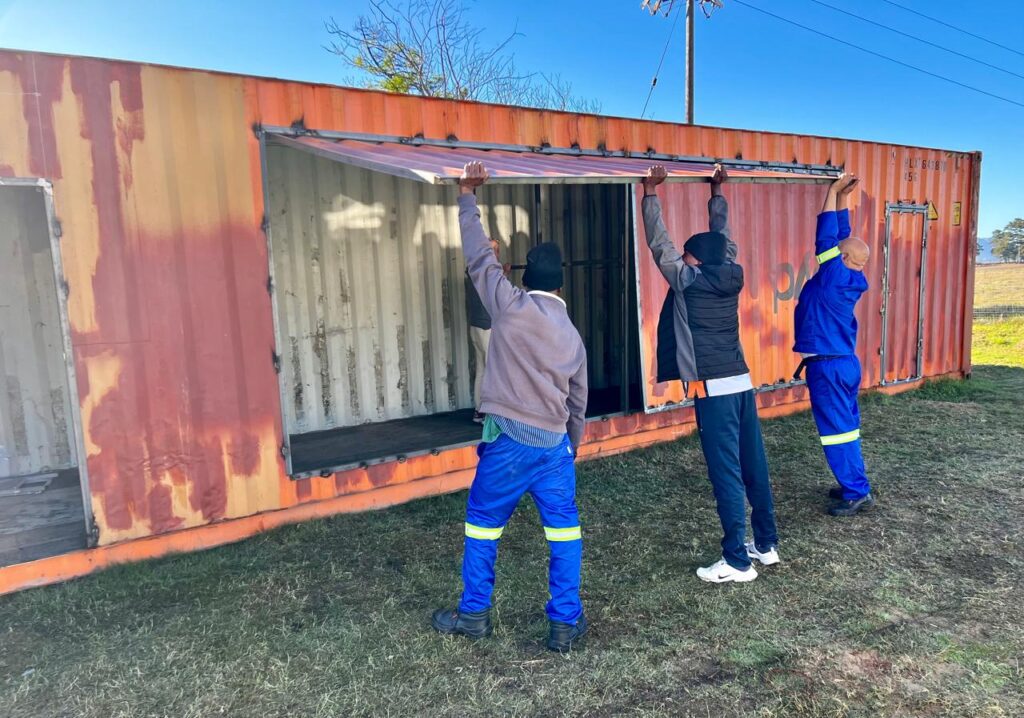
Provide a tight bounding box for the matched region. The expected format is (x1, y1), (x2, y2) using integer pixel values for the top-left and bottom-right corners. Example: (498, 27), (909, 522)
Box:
(974, 263), (1024, 309)
(973, 317), (1024, 367)
(2, 364), (1022, 717)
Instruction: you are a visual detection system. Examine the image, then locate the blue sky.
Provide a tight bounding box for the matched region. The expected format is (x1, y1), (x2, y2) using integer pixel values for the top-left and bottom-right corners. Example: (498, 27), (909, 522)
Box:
(0, 0), (1021, 235)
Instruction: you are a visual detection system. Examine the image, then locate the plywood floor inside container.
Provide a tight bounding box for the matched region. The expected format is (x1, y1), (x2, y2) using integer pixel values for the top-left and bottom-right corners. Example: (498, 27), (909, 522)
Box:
(288, 387), (636, 477)
(0, 468), (87, 567)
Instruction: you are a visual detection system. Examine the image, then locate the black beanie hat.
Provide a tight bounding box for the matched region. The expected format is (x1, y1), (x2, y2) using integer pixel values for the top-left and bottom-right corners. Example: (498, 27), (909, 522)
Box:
(523, 242), (564, 291)
(684, 231), (729, 265)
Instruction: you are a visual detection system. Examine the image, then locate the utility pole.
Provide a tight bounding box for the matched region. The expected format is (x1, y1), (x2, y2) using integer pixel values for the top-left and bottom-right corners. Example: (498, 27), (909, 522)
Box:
(685, 0), (695, 124)
(643, 0), (721, 123)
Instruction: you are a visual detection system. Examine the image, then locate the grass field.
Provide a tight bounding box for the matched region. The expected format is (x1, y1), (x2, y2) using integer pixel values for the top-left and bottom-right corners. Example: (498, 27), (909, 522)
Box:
(0, 268), (1020, 718)
(974, 263), (1024, 309)
(2, 379), (1022, 716)
(973, 263), (1024, 366)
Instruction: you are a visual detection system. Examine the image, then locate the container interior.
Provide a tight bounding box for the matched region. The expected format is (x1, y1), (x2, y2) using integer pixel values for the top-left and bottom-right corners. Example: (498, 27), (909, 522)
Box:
(0, 186), (87, 566)
(266, 145), (643, 476)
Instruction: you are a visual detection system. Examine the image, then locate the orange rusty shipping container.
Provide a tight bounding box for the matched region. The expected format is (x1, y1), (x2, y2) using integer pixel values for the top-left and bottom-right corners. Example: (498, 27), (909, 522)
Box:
(0, 49), (980, 594)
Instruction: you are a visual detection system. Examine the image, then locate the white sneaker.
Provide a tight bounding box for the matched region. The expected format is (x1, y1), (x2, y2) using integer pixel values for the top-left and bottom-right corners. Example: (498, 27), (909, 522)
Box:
(744, 541), (781, 566)
(696, 558), (758, 583)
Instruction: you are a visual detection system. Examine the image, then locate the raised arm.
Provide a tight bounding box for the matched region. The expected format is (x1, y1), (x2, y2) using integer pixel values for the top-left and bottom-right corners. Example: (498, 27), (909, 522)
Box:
(458, 162), (522, 317)
(566, 358), (588, 452)
(816, 173), (856, 258)
(709, 163), (736, 261)
(641, 165), (700, 292)
(836, 174), (858, 240)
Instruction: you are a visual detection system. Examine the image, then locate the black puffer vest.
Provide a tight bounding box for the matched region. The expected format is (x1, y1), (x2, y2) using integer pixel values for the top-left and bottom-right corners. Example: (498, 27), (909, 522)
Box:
(656, 262), (748, 382)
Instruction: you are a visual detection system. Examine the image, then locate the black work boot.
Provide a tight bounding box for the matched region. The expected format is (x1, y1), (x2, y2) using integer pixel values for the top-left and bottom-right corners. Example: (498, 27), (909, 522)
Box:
(431, 607), (492, 639)
(828, 493), (876, 517)
(827, 486), (844, 501)
(546, 615), (588, 653)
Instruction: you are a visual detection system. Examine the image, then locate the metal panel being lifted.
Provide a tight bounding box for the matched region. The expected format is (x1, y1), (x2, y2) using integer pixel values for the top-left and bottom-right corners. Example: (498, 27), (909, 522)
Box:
(268, 134), (837, 185)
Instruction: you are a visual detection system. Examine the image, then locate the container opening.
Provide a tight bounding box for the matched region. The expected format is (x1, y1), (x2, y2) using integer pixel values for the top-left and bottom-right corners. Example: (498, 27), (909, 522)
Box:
(0, 185), (88, 567)
(265, 144), (644, 478)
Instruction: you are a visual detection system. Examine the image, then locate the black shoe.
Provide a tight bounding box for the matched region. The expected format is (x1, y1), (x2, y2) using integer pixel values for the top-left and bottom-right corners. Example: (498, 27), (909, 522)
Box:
(547, 615), (588, 653)
(431, 607), (492, 639)
(828, 493), (876, 517)
(828, 486), (844, 501)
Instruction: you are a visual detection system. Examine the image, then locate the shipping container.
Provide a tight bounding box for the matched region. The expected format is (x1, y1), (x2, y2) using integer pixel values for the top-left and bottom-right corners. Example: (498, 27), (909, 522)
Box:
(0, 49), (980, 594)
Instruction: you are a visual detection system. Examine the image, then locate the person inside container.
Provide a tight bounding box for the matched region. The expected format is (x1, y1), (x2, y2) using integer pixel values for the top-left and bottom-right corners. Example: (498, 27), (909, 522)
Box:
(792, 173), (875, 516)
(641, 163), (780, 584)
(464, 237), (508, 424)
(432, 161), (589, 653)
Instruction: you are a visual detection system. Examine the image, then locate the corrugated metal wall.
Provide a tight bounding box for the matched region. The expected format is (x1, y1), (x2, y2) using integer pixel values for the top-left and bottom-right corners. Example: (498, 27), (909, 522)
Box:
(0, 186), (76, 477)
(267, 146), (631, 434)
(0, 49), (979, 549)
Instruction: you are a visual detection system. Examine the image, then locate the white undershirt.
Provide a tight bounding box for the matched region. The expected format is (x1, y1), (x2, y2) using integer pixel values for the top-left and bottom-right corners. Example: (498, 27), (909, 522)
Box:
(700, 372), (754, 397)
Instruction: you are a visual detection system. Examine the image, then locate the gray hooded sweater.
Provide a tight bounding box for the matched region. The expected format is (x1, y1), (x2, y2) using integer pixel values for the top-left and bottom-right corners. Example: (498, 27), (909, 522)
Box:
(643, 193), (746, 382)
(458, 193), (588, 449)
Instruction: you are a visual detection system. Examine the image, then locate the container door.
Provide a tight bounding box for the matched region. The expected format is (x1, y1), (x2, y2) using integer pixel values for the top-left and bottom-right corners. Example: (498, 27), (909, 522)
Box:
(880, 203), (929, 385)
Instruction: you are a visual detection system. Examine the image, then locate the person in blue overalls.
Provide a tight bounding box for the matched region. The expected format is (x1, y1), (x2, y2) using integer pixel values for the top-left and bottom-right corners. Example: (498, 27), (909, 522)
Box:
(793, 173), (875, 517)
(432, 161), (590, 652)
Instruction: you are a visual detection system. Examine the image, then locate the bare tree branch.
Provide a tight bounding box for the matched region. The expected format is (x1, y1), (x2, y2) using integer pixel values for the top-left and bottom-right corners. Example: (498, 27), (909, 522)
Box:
(325, 0), (598, 110)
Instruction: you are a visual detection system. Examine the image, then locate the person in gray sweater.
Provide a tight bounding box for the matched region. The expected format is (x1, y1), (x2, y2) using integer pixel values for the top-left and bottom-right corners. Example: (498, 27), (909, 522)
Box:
(432, 161), (589, 653)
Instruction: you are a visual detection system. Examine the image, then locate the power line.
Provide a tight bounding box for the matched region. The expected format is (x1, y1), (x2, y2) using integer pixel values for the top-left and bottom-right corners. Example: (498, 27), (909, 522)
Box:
(641, 6), (683, 118)
(731, 0), (1024, 109)
(880, 0), (1024, 60)
(807, 0), (1024, 81)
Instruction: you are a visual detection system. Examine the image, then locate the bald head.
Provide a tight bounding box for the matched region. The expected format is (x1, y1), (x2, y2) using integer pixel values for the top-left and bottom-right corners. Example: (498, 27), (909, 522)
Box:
(839, 237), (870, 272)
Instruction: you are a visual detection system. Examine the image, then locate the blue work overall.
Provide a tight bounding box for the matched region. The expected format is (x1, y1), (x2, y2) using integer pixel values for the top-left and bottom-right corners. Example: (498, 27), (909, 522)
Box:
(794, 208), (872, 501)
(458, 434), (583, 624)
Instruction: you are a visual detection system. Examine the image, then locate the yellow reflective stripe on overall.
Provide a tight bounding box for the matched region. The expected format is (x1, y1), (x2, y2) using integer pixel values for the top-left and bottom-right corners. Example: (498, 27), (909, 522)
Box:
(817, 246), (841, 264)
(464, 523), (504, 540)
(544, 526), (582, 542)
(820, 429), (861, 446)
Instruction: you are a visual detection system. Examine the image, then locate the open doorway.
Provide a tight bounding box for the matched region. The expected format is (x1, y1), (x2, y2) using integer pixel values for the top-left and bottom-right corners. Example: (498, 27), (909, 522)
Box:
(0, 182), (89, 567)
(263, 142), (643, 478)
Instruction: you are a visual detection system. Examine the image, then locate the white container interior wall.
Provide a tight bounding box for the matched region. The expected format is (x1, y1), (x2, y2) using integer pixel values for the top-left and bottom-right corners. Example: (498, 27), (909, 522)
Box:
(266, 146), (631, 435)
(0, 187), (77, 478)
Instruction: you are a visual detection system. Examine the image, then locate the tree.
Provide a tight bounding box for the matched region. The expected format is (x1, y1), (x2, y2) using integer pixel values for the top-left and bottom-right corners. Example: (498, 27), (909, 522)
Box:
(991, 218), (1024, 263)
(325, 0), (600, 112)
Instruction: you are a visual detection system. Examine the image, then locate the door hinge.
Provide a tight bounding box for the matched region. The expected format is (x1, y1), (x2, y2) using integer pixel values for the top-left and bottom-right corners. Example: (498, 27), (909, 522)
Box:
(271, 350), (281, 374)
(60, 277), (70, 299)
(267, 276), (274, 295)
(87, 521), (100, 547)
(260, 214), (270, 235)
(53, 218), (63, 238)
(280, 443), (290, 459)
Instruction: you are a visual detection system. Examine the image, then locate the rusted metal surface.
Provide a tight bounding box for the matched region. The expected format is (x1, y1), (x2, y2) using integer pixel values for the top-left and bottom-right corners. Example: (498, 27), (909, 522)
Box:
(271, 135), (834, 185)
(0, 49), (979, 551)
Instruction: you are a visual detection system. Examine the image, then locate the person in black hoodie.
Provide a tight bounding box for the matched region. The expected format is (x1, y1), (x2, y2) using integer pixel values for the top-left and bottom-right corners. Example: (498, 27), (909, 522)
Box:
(642, 164), (779, 584)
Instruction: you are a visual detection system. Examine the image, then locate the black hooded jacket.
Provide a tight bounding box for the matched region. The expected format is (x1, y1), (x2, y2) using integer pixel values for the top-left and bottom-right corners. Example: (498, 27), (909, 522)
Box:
(644, 194), (749, 383)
